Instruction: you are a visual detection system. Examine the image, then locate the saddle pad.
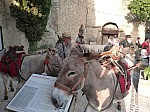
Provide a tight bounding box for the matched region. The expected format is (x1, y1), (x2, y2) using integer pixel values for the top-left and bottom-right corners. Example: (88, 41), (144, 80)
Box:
(113, 62), (131, 93)
(0, 53), (25, 77)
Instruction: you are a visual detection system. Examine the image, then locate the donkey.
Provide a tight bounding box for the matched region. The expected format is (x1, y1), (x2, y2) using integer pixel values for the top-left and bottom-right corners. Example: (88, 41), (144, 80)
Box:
(0, 46), (61, 100)
(51, 46), (140, 112)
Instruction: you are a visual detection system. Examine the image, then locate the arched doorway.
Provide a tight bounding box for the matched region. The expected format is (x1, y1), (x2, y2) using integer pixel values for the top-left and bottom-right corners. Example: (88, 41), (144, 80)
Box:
(101, 22), (119, 44)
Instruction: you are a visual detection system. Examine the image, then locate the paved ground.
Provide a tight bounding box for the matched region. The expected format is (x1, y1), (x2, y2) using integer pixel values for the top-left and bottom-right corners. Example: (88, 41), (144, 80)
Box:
(0, 75), (150, 112)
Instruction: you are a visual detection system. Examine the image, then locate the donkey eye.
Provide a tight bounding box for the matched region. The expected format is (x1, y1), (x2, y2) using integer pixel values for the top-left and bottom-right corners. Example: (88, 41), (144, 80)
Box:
(68, 71), (76, 77)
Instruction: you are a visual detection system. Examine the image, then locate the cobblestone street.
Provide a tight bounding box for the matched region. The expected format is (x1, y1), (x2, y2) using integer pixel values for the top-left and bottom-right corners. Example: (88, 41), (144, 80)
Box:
(0, 76), (150, 112)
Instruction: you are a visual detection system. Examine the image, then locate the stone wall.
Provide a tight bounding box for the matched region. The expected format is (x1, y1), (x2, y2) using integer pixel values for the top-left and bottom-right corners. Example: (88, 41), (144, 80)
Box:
(0, 0), (94, 51)
(0, 0), (146, 52)
(0, 0), (58, 52)
(50, 0), (95, 45)
(0, 0), (29, 52)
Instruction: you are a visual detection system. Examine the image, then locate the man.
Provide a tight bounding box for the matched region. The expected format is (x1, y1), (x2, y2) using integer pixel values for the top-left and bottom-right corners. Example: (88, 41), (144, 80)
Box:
(119, 35), (133, 48)
(141, 38), (150, 62)
(55, 32), (72, 60)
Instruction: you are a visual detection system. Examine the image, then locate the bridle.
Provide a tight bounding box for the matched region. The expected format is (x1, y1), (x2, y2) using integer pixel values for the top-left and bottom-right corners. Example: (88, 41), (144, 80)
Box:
(54, 50), (123, 95)
(53, 54), (121, 111)
(54, 61), (89, 95)
(53, 48), (141, 111)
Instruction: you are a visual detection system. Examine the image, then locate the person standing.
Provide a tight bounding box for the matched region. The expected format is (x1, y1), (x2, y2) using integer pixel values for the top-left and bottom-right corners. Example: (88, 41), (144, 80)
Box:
(136, 37), (141, 48)
(107, 35), (114, 45)
(113, 35), (120, 46)
(134, 37), (142, 62)
(140, 46), (149, 68)
(119, 35), (133, 48)
(141, 38), (150, 62)
(55, 32), (72, 60)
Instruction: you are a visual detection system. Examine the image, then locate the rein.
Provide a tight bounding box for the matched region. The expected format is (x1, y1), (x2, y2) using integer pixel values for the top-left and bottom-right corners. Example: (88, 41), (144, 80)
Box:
(54, 62), (89, 95)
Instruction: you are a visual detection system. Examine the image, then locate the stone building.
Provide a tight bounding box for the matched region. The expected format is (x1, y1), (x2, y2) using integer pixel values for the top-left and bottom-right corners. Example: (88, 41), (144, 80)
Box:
(0, 0), (146, 52)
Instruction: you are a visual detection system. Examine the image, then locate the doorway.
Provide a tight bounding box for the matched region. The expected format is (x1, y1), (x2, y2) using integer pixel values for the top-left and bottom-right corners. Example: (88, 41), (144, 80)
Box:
(101, 22), (119, 44)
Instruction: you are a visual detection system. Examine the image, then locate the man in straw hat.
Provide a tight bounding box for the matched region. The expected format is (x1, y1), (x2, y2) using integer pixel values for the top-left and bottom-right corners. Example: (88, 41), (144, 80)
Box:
(55, 32), (72, 60)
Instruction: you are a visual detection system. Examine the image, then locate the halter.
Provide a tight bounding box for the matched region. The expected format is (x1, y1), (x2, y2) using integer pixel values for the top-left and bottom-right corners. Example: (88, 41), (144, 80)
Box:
(53, 48), (140, 110)
(54, 50), (122, 95)
(54, 61), (89, 95)
(54, 57), (121, 111)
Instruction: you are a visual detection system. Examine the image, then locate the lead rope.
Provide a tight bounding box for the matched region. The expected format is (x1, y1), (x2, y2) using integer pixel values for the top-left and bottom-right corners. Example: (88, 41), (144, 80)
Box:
(72, 94), (78, 112)
(73, 61), (89, 112)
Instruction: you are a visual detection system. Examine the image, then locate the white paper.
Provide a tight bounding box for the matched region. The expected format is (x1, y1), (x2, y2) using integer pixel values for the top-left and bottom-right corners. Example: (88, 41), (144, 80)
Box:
(6, 74), (73, 112)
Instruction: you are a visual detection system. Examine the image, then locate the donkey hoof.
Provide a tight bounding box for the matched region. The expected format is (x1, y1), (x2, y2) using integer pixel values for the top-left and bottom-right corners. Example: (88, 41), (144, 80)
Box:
(4, 96), (8, 100)
(117, 105), (121, 111)
(11, 88), (14, 92)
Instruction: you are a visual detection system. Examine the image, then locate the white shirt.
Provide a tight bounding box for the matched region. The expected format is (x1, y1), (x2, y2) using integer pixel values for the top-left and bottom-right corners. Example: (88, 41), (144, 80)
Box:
(141, 49), (148, 59)
(113, 38), (119, 46)
(108, 39), (114, 45)
(125, 54), (136, 67)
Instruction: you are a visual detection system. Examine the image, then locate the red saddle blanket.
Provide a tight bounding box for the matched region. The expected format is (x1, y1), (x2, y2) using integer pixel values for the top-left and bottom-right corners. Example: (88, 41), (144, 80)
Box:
(113, 63), (131, 93)
(0, 53), (25, 77)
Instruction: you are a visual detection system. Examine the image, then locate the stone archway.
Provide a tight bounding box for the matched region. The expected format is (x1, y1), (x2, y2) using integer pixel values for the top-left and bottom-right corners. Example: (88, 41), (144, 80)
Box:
(101, 22), (119, 44)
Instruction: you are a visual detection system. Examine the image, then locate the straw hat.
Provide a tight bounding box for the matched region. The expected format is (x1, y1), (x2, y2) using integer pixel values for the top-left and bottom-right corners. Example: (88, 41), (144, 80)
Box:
(61, 32), (71, 38)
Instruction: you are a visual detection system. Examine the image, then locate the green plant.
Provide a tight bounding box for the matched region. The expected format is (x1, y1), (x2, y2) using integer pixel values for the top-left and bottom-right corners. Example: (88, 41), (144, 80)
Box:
(128, 0), (150, 22)
(9, 0), (51, 53)
(144, 66), (150, 80)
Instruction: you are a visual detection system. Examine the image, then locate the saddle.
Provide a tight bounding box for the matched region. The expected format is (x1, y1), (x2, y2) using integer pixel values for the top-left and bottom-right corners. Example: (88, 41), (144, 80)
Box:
(0, 45), (26, 77)
(112, 60), (131, 94)
(99, 49), (131, 94)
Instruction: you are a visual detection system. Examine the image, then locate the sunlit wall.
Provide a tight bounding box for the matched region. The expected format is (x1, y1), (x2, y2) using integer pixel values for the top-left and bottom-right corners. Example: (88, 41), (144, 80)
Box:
(94, 0), (145, 42)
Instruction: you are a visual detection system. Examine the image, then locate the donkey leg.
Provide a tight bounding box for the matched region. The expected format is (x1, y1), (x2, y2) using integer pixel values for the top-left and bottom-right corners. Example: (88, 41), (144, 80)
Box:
(9, 80), (14, 92)
(1, 74), (9, 100)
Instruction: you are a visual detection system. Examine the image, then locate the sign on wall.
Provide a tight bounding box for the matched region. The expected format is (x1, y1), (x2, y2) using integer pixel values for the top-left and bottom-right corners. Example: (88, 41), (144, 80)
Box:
(0, 26), (4, 50)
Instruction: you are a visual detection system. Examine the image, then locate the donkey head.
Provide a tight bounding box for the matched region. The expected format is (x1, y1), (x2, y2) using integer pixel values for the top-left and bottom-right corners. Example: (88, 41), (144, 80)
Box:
(51, 45), (125, 108)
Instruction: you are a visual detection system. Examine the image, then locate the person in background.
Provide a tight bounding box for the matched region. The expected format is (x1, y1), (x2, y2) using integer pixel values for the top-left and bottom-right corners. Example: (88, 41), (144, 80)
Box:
(76, 24), (85, 44)
(140, 46), (149, 66)
(108, 35), (114, 45)
(125, 46), (136, 67)
(135, 37), (142, 62)
(142, 38), (149, 48)
(141, 38), (150, 62)
(119, 35), (133, 48)
(113, 35), (120, 46)
(55, 32), (72, 60)
(136, 37), (142, 48)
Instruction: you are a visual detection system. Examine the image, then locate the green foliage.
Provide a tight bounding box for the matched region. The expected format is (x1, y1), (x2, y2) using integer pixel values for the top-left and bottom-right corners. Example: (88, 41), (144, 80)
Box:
(28, 40), (37, 53)
(144, 66), (150, 80)
(9, 0), (51, 52)
(128, 0), (150, 22)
